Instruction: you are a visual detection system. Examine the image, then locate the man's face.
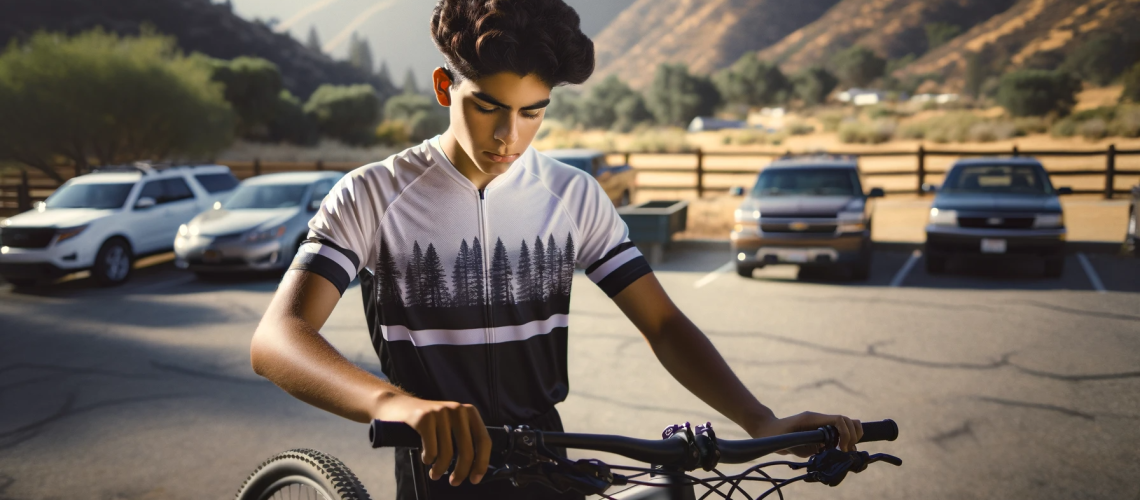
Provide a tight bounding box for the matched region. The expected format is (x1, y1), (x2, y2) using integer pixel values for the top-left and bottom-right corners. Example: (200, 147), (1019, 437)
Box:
(445, 71), (551, 177)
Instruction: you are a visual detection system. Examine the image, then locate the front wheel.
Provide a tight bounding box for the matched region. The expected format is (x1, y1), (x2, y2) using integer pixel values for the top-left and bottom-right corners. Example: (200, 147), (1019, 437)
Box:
(93, 238), (133, 287)
(1044, 255), (1064, 278)
(236, 449), (371, 500)
(736, 263), (755, 278)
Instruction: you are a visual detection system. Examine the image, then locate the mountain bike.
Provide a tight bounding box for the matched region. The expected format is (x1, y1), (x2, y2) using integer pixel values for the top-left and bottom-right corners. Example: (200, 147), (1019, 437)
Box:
(235, 418), (899, 500)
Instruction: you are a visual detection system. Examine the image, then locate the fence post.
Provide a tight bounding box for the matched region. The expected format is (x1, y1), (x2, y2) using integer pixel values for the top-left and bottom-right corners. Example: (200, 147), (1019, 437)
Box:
(253, 158), (261, 177)
(916, 145), (926, 195)
(316, 160), (324, 171)
(623, 152), (631, 166)
(1012, 145), (1019, 157)
(1105, 144), (1116, 199)
(695, 148), (704, 199)
(18, 169), (31, 212)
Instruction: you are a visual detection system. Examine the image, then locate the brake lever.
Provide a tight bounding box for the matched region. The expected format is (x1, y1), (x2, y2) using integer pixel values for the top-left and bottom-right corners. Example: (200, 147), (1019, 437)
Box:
(800, 449), (903, 486)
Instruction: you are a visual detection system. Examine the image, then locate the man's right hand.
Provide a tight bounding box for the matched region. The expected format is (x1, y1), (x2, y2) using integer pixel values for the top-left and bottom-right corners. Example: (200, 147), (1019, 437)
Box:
(377, 395), (493, 485)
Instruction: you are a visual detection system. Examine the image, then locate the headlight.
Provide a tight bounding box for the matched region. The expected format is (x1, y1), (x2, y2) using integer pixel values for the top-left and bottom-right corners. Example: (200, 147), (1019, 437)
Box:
(178, 224), (189, 237)
(734, 208), (761, 223)
(246, 225), (286, 242)
(55, 225), (88, 244)
(928, 208), (958, 226)
(837, 212), (866, 233)
(1033, 213), (1064, 229)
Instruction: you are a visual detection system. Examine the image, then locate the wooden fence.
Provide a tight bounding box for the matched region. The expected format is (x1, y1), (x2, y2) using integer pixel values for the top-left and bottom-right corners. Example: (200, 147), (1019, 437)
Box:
(3, 145), (1139, 217)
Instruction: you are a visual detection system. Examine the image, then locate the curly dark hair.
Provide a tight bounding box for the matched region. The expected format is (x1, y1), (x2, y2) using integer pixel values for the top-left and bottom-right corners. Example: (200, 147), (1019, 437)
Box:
(430, 0), (595, 87)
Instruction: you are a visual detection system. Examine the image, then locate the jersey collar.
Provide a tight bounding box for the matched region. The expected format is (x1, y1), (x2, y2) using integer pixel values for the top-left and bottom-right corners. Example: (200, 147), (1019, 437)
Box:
(427, 136), (531, 194)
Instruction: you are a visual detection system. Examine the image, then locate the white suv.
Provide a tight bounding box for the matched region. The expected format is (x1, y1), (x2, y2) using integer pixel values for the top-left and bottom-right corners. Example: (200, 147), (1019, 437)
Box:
(0, 164), (238, 287)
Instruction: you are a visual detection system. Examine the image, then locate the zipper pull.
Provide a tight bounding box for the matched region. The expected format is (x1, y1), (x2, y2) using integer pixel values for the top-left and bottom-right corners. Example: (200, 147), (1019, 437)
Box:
(479, 189), (485, 200)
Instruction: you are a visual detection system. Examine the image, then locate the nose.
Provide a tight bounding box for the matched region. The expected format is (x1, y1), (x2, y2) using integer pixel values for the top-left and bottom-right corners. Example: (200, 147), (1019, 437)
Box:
(494, 112), (518, 148)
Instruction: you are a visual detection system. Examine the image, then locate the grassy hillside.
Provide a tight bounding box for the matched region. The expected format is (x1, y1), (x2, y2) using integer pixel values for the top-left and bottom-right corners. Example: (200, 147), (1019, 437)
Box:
(0, 0), (397, 100)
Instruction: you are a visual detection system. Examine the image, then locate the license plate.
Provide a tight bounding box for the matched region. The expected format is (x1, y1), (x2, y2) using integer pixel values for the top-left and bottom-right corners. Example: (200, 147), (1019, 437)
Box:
(981, 238), (1007, 254)
(784, 250), (809, 263)
(202, 249), (222, 263)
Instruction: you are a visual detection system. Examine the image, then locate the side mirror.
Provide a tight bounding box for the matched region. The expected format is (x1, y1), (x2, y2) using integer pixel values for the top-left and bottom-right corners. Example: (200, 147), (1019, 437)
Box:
(867, 187), (885, 198)
(921, 183), (939, 194)
(729, 186), (746, 196)
(33, 201), (47, 211)
(1057, 186), (1073, 195)
(134, 197), (156, 209)
(308, 199), (323, 212)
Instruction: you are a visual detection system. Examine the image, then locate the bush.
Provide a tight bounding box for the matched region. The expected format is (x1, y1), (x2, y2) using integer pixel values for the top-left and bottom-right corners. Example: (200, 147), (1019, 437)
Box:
(304, 84), (380, 145)
(207, 56), (283, 139)
(966, 122), (1017, 142)
(1050, 118), (1078, 137)
(546, 87), (582, 127)
(612, 93), (654, 132)
(831, 46), (886, 87)
(1012, 117), (1048, 136)
(1061, 34), (1140, 86)
(838, 120), (895, 144)
(996, 70), (1081, 117)
(1079, 118), (1108, 140)
(579, 75), (651, 131)
(0, 29), (235, 179)
(1109, 106), (1140, 137)
(1122, 62), (1140, 103)
(923, 112), (983, 143)
(646, 63), (721, 126)
(628, 128), (694, 153)
(816, 109), (850, 132)
(785, 121), (815, 135)
(895, 122), (927, 140)
(714, 53), (789, 108)
(269, 90), (318, 145)
(407, 109), (449, 141)
(723, 129), (786, 146)
(792, 67), (839, 106)
(375, 120), (410, 146)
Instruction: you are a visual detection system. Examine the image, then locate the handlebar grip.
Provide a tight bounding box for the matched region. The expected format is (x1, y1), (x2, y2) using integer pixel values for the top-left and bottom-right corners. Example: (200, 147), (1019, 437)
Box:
(370, 420), (421, 448)
(858, 420), (898, 443)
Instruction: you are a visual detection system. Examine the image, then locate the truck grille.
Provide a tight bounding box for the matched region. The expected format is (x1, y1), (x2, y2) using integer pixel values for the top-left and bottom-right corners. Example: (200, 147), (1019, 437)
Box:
(760, 221), (838, 234)
(957, 217), (1035, 229)
(1, 227), (56, 248)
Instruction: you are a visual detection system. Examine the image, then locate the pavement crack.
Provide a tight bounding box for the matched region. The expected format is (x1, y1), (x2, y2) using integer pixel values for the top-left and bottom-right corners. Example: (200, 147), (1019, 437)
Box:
(976, 396), (1096, 420)
(570, 390), (729, 428)
(793, 378), (863, 396)
(0, 392), (194, 450)
(930, 421), (975, 448)
(149, 360), (268, 385)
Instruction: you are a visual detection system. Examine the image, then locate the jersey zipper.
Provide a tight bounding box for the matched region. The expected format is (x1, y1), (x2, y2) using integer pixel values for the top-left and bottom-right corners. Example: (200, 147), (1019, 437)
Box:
(477, 189), (499, 423)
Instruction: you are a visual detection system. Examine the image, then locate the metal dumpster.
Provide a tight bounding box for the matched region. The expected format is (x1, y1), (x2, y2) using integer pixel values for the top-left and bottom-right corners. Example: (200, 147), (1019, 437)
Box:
(617, 200), (689, 264)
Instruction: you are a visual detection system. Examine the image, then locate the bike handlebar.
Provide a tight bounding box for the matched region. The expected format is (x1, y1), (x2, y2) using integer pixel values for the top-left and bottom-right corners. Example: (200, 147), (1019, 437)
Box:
(369, 419), (897, 466)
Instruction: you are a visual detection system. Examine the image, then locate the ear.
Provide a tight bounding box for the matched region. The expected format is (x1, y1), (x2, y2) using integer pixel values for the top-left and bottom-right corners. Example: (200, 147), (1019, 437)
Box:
(432, 67), (452, 107)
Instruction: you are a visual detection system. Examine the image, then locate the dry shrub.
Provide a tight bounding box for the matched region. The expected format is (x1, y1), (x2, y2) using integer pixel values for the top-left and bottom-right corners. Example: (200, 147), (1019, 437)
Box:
(966, 121), (1017, 142)
(1109, 106), (1140, 137)
(1012, 117), (1048, 135)
(723, 128), (786, 146)
(815, 109), (851, 132)
(839, 120), (896, 144)
(1079, 118), (1108, 140)
(628, 128), (693, 153)
(784, 121), (815, 135)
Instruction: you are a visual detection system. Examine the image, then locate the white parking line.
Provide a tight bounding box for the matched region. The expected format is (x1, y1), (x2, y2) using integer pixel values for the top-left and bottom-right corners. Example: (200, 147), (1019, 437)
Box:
(694, 261), (735, 288)
(1076, 252), (1106, 293)
(889, 250), (922, 288)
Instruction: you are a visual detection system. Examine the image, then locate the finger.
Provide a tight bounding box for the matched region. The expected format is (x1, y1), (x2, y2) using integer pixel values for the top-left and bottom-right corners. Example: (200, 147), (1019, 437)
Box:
(834, 416), (853, 451)
(417, 413), (438, 467)
(449, 409), (474, 486)
(468, 407), (492, 484)
(431, 412), (454, 481)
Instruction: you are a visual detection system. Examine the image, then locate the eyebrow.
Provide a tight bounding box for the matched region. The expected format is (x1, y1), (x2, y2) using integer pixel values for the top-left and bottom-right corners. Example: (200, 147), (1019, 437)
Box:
(472, 92), (550, 111)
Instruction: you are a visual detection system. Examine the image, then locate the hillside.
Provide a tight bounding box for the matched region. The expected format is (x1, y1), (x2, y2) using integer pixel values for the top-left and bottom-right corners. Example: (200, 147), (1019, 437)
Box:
(591, 0), (841, 89)
(896, 0), (1140, 90)
(757, 0), (1018, 74)
(0, 0), (397, 100)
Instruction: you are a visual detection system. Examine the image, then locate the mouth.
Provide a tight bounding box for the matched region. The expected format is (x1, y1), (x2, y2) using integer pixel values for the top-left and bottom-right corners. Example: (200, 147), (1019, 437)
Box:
(483, 151), (520, 163)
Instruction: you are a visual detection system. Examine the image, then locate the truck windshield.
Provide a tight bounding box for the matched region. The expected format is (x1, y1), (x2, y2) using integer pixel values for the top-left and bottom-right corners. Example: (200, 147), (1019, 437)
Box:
(942, 164), (1051, 194)
(45, 183), (135, 209)
(752, 168), (860, 197)
(224, 184), (308, 209)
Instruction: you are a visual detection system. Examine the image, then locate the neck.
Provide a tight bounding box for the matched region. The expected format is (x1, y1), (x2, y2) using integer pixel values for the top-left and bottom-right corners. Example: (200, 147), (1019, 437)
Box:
(440, 130), (496, 190)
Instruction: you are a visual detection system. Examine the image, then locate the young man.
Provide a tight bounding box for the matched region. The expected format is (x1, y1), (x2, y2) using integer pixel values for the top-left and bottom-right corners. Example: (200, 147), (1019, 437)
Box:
(250, 0), (863, 498)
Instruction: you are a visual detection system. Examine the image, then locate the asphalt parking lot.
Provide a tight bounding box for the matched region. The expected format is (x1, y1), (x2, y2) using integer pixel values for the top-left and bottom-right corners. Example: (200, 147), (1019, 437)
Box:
(1, 242), (1138, 500)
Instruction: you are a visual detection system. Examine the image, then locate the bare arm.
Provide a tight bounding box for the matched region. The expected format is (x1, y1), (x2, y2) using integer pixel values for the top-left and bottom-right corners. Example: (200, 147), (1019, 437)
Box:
(250, 270), (492, 484)
(612, 273), (863, 454)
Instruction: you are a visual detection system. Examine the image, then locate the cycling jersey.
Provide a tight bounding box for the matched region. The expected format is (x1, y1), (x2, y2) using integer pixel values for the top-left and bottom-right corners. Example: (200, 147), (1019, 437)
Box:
(292, 137), (651, 428)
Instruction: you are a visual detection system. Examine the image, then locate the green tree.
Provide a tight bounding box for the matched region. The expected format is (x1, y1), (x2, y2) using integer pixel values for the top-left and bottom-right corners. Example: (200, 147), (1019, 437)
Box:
(831, 46), (886, 87)
(546, 87), (582, 127)
(613, 93), (653, 132)
(791, 66), (838, 106)
(382, 93), (447, 141)
(646, 63), (721, 127)
(1121, 62), (1140, 103)
(924, 23), (962, 51)
(1061, 34), (1140, 86)
(269, 90), (318, 145)
(963, 50), (991, 98)
(304, 84), (380, 145)
(996, 70), (1081, 117)
(0, 29), (234, 182)
(348, 33), (374, 75)
(207, 56), (283, 139)
(377, 61), (394, 89)
(403, 68), (419, 95)
(306, 26), (322, 53)
(714, 53), (789, 108)
(579, 75), (650, 130)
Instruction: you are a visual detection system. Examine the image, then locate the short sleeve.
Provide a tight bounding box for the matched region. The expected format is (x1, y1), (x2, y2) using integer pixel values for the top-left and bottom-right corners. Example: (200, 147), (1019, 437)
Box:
(291, 172), (380, 295)
(574, 180), (652, 298)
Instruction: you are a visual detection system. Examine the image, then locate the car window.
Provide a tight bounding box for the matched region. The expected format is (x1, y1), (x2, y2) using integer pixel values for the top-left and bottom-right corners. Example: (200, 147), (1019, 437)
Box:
(138, 178), (196, 206)
(943, 165), (1051, 194)
(225, 184), (309, 209)
(310, 180), (335, 204)
(752, 168), (861, 197)
(194, 172), (240, 194)
(45, 182), (135, 209)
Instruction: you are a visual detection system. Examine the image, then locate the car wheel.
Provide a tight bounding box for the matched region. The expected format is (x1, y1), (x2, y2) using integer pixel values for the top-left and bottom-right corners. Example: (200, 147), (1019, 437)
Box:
(736, 263), (755, 278)
(1128, 207), (1138, 257)
(850, 258), (871, 281)
(93, 238), (133, 287)
(1044, 256), (1064, 278)
(925, 254), (946, 274)
(6, 278), (37, 289)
